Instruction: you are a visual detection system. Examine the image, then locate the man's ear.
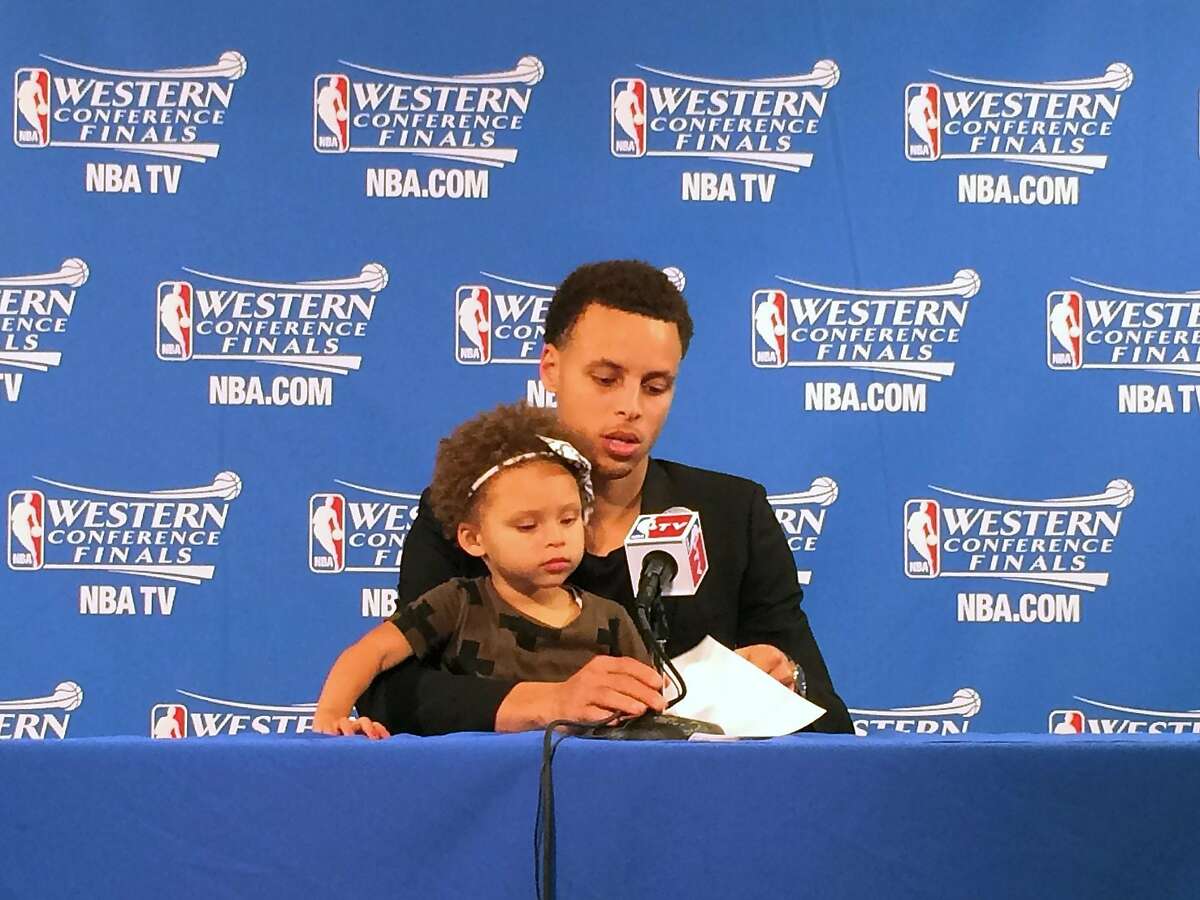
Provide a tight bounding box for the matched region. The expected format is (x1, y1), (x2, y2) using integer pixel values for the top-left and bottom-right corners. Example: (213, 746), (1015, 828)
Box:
(539, 342), (559, 393)
(457, 521), (486, 558)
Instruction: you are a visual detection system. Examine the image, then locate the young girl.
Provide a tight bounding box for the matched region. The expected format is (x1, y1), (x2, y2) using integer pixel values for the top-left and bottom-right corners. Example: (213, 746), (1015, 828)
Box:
(314, 402), (652, 737)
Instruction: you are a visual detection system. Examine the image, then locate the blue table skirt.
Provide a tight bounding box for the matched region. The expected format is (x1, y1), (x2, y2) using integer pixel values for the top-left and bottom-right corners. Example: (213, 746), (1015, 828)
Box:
(2, 733), (1198, 899)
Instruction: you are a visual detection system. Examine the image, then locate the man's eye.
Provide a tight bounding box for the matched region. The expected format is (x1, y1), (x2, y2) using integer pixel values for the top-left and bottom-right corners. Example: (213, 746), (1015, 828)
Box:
(644, 383), (668, 395)
(592, 375), (616, 387)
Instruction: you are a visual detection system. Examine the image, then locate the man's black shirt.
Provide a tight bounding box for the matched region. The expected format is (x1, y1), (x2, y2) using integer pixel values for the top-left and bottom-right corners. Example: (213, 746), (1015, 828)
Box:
(357, 457), (853, 734)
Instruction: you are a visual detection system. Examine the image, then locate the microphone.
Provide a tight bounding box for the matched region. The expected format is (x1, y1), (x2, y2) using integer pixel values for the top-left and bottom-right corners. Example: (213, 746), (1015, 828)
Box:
(585, 508), (721, 740)
(634, 550), (677, 612)
(623, 507), (709, 601)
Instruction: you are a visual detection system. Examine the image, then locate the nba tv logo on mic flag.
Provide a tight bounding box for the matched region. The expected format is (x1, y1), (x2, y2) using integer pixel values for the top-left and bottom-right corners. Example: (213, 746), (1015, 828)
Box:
(624, 510), (708, 596)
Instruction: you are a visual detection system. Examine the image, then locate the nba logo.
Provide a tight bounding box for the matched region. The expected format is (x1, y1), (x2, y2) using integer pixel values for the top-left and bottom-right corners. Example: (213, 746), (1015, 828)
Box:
(313, 74), (350, 153)
(455, 285), (492, 365)
(156, 281), (193, 361)
(150, 704), (188, 739)
(13, 68), (50, 148)
(309, 493), (346, 573)
(7, 489), (45, 570)
(611, 78), (646, 157)
(1046, 291), (1083, 370)
(640, 512), (691, 540)
(752, 290), (789, 368)
(903, 499), (940, 578)
(1048, 710), (1085, 734)
(629, 512), (689, 542)
(904, 83), (941, 161)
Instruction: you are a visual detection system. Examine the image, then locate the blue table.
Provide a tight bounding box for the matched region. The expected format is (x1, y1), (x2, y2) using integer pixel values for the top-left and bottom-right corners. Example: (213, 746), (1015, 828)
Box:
(2, 733), (1197, 899)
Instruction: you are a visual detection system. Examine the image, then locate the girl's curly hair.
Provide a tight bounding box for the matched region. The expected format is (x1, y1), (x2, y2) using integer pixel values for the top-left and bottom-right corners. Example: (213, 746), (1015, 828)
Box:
(428, 402), (590, 539)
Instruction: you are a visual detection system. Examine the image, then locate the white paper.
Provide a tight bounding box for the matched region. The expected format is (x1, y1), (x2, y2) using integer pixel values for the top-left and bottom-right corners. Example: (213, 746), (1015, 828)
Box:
(664, 635), (826, 737)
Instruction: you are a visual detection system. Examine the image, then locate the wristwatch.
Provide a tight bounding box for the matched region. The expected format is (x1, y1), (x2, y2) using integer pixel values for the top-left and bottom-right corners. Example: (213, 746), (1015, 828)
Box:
(789, 658), (807, 697)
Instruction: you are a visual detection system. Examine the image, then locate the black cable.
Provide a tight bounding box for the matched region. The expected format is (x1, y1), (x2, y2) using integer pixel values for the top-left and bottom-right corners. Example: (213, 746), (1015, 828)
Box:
(534, 711), (621, 900)
(634, 590), (687, 709)
(661, 650), (687, 710)
(534, 574), (695, 898)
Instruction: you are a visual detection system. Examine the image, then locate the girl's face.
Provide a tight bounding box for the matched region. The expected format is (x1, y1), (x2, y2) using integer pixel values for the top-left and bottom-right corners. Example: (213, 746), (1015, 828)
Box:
(457, 460), (585, 593)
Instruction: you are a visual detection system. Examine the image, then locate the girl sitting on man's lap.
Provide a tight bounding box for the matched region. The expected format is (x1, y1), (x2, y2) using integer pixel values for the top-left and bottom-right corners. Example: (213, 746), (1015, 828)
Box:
(314, 402), (652, 737)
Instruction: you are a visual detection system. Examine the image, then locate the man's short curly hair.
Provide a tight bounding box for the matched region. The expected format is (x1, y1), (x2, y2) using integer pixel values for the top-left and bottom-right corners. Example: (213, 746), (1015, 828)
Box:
(428, 402), (590, 539)
(545, 260), (693, 355)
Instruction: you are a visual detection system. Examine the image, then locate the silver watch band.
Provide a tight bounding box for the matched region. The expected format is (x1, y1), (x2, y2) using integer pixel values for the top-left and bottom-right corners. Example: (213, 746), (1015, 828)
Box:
(791, 660), (807, 697)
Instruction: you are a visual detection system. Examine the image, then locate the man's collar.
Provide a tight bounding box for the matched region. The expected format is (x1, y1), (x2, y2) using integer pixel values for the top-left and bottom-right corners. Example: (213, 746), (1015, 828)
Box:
(639, 458), (672, 514)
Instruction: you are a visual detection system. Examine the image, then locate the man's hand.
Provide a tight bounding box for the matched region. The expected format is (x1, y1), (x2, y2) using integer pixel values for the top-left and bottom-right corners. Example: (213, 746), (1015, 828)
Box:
(313, 710), (391, 739)
(736, 644), (795, 689)
(495, 656), (665, 732)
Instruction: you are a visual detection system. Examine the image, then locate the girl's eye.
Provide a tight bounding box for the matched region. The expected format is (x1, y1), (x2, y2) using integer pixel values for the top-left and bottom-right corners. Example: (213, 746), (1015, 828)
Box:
(515, 523), (535, 532)
(561, 516), (577, 526)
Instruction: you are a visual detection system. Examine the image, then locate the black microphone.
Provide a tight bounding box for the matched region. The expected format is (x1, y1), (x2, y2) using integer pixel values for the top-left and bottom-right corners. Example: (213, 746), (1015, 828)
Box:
(582, 512), (722, 742)
(633, 550), (677, 643)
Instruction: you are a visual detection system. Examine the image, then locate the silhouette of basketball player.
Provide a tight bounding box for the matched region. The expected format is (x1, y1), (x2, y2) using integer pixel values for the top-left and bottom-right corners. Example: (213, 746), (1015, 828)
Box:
(457, 288), (489, 358)
(159, 284), (191, 356)
(613, 79), (645, 145)
(1049, 295), (1081, 366)
(754, 296), (786, 359)
(17, 72), (48, 144)
(11, 492), (42, 562)
(906, 505), (937, 568)
(312, 495), (343, 567)
(153, 708), (183, 739)
(1053, 712), (1082, 734)
(316, 77), (347, 146)
(906, 89), (938, 155)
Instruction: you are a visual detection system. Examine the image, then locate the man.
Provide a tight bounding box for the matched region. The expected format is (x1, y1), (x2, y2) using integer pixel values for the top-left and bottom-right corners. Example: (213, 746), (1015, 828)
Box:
(354, 260), (852, 735)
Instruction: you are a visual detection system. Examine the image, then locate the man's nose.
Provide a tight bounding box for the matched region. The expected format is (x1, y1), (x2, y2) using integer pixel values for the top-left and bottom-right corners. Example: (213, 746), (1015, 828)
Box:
(614, 381), (643, 420)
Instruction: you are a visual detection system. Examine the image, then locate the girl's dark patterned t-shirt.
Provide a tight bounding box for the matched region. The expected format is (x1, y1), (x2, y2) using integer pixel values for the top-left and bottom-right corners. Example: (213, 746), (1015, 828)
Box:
(389, 576), (652, 681)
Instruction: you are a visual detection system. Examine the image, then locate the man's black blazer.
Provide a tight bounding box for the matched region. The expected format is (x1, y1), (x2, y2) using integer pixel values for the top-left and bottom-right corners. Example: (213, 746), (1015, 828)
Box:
(357, 457), (853, 734)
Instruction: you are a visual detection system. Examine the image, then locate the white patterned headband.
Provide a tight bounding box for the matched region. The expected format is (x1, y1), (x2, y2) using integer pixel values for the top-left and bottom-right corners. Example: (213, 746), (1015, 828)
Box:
(466, 435), (594, 508)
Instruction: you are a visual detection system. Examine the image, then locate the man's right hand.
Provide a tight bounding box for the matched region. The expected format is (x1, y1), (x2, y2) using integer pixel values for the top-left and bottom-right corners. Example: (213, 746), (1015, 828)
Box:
(495, 656), (666, 732)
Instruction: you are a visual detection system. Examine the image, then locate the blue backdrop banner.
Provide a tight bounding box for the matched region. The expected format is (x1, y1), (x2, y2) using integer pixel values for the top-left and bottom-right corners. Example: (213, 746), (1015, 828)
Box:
(3, 0), (1198, 739)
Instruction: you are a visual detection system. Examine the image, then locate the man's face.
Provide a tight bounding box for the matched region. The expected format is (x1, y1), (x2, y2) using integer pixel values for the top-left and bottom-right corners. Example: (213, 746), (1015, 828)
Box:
(540, 304), (682, 480)
(459, 461), (586, 592)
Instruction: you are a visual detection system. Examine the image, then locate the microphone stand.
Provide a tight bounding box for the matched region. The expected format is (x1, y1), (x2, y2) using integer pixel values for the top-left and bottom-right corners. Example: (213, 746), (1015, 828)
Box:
(586, 564), (723, 741)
